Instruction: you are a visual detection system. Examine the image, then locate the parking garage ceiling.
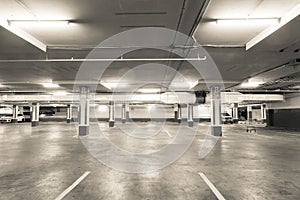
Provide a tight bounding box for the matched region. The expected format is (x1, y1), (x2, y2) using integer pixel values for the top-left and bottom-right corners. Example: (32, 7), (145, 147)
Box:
(0, 0), (299, 94)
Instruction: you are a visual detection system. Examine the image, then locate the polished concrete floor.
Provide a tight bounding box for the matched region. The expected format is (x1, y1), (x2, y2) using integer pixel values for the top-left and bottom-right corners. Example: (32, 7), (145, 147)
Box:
(0, 122), (299, 200)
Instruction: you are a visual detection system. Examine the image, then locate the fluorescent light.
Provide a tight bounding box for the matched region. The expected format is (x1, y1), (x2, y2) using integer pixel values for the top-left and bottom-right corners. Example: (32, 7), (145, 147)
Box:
(51, 91), (69, 96)
(246, 3), (300, 50)
(41, 82), (60, 88)
(138, 88), (161, 93)
(101, 82), (118, 90)
(0, 19), (46, 52)
(101, 81), (128, 90)
(240, 81), (264, 88)
(289, 85), (300, 89)
(8, 20), (70, 27)
(216, 18), (279, 26)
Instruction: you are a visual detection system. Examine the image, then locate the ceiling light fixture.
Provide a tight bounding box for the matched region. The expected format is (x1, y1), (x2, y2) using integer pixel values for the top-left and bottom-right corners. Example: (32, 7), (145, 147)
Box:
(240, 81), (264, 88)
(8, 20), (70, 27)
(216, 18), (280, 26)
(246, 3), (300, 50)
(51, 91), (69, 96)
(138, 88), (161, 93)
(101, 82), (118, 90)
(40, 82), (60, 88)
(100, 81), (128, 90)
(0, 19), (47, 51)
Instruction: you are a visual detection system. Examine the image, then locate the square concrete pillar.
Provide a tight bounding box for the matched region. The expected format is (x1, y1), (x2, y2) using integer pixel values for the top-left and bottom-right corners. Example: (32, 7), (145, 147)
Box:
(79, 125), (89, 136)
(211, 125), (222, 136)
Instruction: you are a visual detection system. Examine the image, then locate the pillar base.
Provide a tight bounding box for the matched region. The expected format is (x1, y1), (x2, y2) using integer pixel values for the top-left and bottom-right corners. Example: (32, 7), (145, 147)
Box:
(11, 119), (18, 123)
(79, 125), (89, 136)
(178, 119), (181, 124)
(109, 121), (115, 127)
(233, 119), (239, 124)
(31, 121), (39, 127)
(122, 119), (126, 124)
(67, 119), (71, 123)
(261, 119), (266, 123)
(210, 125), (222, 136)
(188, 120), (193, 127)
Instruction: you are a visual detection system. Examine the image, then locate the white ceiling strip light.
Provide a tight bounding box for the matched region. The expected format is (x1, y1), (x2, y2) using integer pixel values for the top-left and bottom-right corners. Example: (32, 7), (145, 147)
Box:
(246, 3), (300, 50)
(0, 19), (47, 52)
(216, 18), (279, 26)
(8, 20), (70, 27)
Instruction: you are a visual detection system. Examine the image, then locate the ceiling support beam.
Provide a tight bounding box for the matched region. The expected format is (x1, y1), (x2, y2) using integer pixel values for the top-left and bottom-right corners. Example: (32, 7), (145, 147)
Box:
(246, 3), (300, 50)
(0, 19), (46, 52)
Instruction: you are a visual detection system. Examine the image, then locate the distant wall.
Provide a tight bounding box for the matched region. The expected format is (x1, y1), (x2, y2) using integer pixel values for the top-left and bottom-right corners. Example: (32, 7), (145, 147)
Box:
(267, 94), (300, 130)
(268, 94), (300, 109)
(92, 104), (212, 120)
(267, 109), (300, 130)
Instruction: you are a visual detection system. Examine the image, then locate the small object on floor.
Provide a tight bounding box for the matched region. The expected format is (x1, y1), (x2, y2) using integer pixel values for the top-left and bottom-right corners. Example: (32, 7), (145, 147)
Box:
(246, 125), (256, 133)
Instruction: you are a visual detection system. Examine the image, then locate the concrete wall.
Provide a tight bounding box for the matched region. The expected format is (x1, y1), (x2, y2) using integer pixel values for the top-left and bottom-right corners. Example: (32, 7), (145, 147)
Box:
(252, 108), (262, 121)
(267, 94), (300, 109)
(92, 104), (212, 120)
(0, 103), (226, 122)
(267, 94), (300, 130)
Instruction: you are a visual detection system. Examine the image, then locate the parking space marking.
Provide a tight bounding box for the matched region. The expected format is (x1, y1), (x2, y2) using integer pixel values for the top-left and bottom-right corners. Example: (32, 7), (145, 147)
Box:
(198, 172), (226, 200)
(164, 129), (172, 137)
(55, 171), (91, 200)
(254, 134), (273, 139)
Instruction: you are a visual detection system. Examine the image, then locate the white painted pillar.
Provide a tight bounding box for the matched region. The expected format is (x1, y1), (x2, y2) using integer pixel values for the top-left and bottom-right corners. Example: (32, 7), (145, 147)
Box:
(174, 103), (178, 122)
(109, 101), (115, 127)
(31, 102), (39, 127)
(187, 104), (194, 127)
(12, 105), (18, 123)
(122, 103), (126, 124)
(232, 103), (239, 123)
(178, 104), (182, 124)
(126, 104), (130, 121)
(247, 105), (253, 122)
(210, 86), (222, 136)
(78, 87), (89, 135)
(261, 104), (267, 123)
(66, 104), (72, 123)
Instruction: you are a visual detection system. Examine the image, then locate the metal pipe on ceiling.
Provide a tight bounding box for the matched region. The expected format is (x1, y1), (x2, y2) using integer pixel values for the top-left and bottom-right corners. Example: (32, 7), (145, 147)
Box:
(47, 44), (245, 51)
(0, 56), (207, 63)
(238, 89), (300, 93)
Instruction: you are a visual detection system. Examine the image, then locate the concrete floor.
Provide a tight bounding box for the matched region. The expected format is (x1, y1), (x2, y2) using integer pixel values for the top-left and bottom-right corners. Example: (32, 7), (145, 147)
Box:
(0, 122), (299, 200)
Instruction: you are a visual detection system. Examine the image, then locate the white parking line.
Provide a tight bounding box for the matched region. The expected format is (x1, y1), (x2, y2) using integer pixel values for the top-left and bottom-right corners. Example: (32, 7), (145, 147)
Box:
(164, 129), (172, 137)
(198, 172), (226, 200)
(254, 134), (273, 139)
(55, 171), (91, 200)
